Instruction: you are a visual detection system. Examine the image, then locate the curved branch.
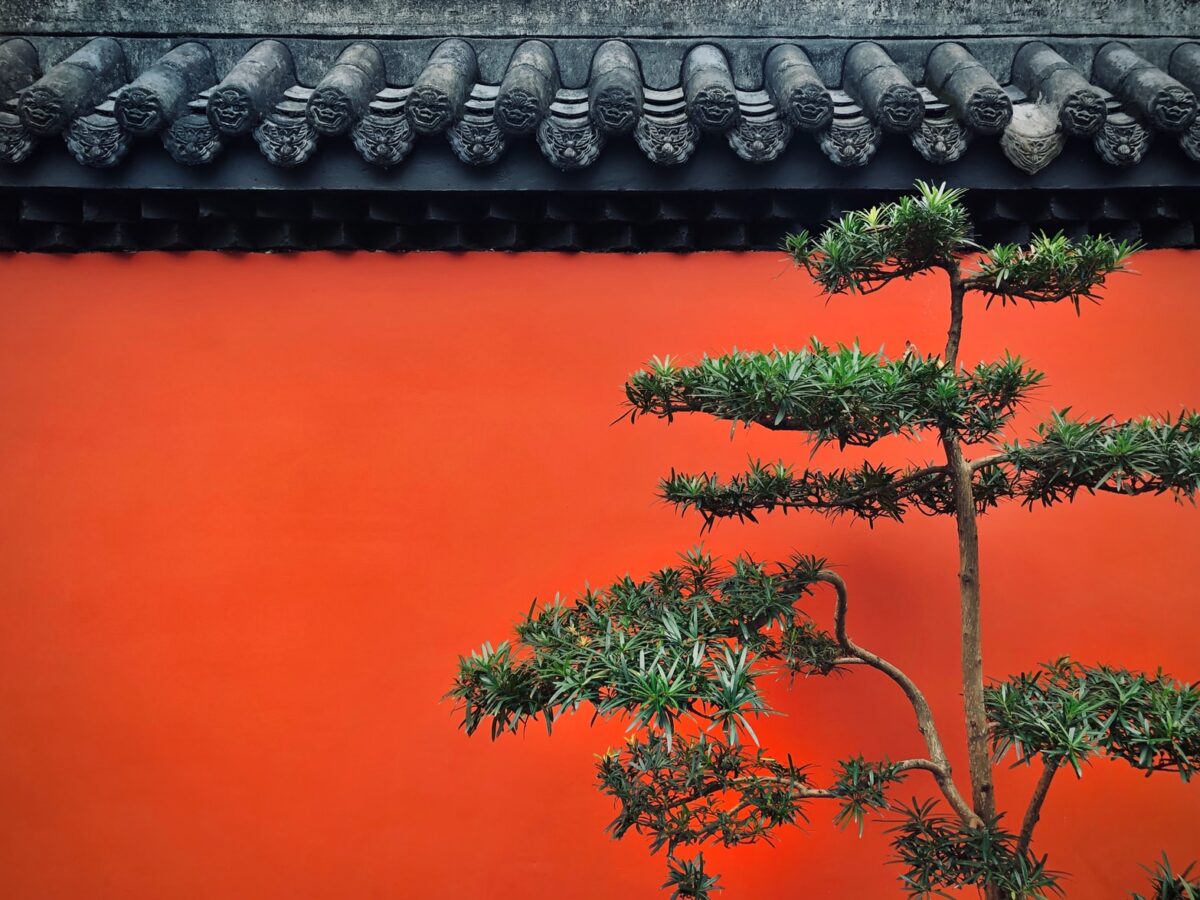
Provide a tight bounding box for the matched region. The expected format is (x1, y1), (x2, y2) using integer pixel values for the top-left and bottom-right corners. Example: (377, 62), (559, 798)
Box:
(730, 757), (961, 803)
(968, 452), (1009, 472)
(813, 570), (982, 828)
(1016, 759), (1060, 856)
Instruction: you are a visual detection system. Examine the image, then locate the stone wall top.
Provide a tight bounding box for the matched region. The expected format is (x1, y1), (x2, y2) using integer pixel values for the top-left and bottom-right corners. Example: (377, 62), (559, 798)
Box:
(3, 0), (1197, 39)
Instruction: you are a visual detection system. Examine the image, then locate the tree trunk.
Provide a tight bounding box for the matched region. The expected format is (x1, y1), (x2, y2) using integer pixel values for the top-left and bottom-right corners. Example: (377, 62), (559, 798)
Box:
(945, 436), (997, 830)
(942, 266), (996, 829)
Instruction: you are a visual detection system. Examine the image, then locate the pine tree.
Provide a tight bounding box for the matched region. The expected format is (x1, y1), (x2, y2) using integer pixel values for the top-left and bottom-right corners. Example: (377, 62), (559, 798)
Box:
(449, 183), (1200, 899)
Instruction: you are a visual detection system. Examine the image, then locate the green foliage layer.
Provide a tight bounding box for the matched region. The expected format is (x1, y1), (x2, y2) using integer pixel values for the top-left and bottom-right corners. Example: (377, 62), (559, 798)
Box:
(624, 342), (1042, 446)
(660, 411), (1200, 528)
(987, 659), (1200, 780)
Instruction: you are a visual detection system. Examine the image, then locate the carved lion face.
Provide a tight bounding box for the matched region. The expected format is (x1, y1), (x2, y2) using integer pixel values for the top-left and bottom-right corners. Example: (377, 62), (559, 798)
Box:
(966, 87), (1013, 134)
(307, 88), (354, 134)
(1060, 91), (1106, 136)
(496, 89), (543, 134)
(20, 87), (65, 134)
(1150, 86), (1197, 132)
(407, 87), (452, 132)
(877, 85), (923, 132)
(690, 86), (737, 131)
(592, 85), (639, 133)
(116, 86), (165, 134)
(208, 87), (255, 134)
(787, 85), (833, 131)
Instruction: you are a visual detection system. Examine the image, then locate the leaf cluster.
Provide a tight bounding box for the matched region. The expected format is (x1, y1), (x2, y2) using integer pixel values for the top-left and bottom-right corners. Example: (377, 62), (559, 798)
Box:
(986, 658), (1200, 780)
(625, 343), (1042, 447)
(600, 734), (931, 896)
(663, 853), (723, 900)
(785, 181), (973, 293)
(830, 756), (907, 836)
(598, 733), (813, 853)
(449, 552), (844, 747)
(661, 458), (998, 527)
(887, 800), (1064, 899)
(784, 180), (1137, 310)
(967, 232), (1142, 310)
(1133, 854), (1200, 900)
(1004, 411), (1200, 506)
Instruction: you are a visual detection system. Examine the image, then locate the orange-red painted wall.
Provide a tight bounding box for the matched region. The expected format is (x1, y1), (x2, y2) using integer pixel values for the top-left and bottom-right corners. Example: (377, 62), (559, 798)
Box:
(0, 251), (1197, 899)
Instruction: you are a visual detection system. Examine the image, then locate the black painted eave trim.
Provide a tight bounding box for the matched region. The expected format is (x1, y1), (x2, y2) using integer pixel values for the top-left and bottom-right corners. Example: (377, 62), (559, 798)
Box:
(3, 184), (1197, 252)
(4, 130), (1200, 193)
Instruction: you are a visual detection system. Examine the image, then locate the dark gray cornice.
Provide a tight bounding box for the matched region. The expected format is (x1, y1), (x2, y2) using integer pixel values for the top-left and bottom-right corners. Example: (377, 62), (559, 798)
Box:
(2, 0), (1196, 39)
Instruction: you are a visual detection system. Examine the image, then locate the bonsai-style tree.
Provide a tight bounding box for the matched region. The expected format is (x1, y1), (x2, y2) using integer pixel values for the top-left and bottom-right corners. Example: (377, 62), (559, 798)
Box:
(450, 183), (1200, 899)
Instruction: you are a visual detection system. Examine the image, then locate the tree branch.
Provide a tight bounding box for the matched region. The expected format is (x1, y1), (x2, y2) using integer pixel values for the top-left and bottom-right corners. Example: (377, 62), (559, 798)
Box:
(813, 570), (982, 828)
(945, 264), (965, 365)
(1016, 759), (1060, 857)
(968, 452), (1009, 472)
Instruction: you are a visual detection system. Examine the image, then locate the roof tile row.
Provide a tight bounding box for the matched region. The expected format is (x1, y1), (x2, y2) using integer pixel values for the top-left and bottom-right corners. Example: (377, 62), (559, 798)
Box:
(1, 36), (1199, 174)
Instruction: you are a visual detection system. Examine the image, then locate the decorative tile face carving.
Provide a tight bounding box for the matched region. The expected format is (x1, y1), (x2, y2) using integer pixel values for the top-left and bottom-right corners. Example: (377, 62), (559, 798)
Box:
(207, 86), (255, 134)
(536, 117), (604, 170)
(1001, 105), (1064, 174)
(785, 83), (833, 131)
(878, 84), (923, 132)
(253, 116), (317, 167)
(591, 85), (639, 133)
(494, 89), (542, 135)
(817, 119), (881, 167)
(1059, 91), (1107, 136)
(912, 117), (969, 164)
(0, 112), (35, 164)
(689, 86), (737, 131)
(634, 116), (699, 165)
(351, 112), (414, 168)
(448, 117), (506, 165)
(64, 114), (131, 168)
(1149, 85), (1197, 132)
(114, 85), (165, 133)
(728, 116), (792, 163)
(965, 86), (1013, 134)
(306, 87), (355, 135)
(407, 86), (453, 133)
(19, 86), (66, 135)
(1094, 115), (1153, 166)
(162, 113), (224, 165)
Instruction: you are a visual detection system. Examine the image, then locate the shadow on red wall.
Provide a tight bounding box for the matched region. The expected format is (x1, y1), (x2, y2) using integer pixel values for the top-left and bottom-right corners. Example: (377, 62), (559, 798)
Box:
(0, 250), (1196, 898)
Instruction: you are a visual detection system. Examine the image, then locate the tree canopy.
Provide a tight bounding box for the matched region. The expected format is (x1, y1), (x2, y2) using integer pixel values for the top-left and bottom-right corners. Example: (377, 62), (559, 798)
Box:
(451, 182), (1197, 899)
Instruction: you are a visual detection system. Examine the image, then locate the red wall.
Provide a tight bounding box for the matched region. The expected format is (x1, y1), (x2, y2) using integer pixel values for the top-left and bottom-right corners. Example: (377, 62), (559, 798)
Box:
(0, 251), (1197, 899)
